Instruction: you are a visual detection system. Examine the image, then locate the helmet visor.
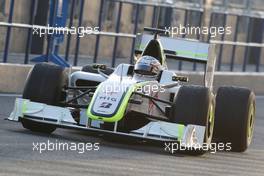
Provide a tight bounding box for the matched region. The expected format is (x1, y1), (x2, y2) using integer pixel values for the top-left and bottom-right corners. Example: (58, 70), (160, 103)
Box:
(134, 64), (157, 76)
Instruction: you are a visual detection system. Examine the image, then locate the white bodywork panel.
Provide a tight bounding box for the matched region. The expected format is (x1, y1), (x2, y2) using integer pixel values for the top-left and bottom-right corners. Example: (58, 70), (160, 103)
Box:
(90, 64), (136, 116)
(71, 71), (106, 86)
(133, 123), (205, 148)
(91, 79), (134, 116)
(9, 98), (76, 124)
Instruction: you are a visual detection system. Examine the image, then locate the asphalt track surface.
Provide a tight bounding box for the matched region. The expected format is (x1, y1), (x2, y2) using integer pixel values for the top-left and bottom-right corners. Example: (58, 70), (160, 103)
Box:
(0, 95), (264, 176)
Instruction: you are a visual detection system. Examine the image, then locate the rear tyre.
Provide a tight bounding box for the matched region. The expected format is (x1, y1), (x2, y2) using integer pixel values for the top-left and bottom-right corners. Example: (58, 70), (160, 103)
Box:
(82, 64), (114, 75)
(213, 86), (256, 152)
(170, 85), (215, 155)
(21, 63), (67, 134)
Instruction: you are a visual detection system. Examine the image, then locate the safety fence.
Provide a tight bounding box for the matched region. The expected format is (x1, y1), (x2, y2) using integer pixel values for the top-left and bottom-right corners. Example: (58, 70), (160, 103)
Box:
(0, 0), (263, 72)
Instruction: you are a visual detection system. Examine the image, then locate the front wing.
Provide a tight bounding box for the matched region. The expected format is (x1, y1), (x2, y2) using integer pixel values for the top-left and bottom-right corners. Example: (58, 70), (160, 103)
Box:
(8, 98), (206, 147)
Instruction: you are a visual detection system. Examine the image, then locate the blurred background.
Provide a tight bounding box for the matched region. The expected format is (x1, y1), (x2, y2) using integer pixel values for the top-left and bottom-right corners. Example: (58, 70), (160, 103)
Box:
(0, 0), (263, 72)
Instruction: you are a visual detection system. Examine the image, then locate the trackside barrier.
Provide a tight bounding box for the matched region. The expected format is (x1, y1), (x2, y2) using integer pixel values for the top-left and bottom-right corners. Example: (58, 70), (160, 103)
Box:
(1, 63), (264, 94)
(0, 0), (263, 72)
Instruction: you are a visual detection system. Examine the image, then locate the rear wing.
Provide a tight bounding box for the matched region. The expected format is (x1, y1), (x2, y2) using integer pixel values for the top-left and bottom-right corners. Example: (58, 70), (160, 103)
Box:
(135, 34), (209, 64)
(134, 33), (216, 89)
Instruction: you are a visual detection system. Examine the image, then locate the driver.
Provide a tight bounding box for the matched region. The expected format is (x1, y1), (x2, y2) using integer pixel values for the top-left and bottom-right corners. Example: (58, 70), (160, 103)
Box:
(134, 55), (162, 76)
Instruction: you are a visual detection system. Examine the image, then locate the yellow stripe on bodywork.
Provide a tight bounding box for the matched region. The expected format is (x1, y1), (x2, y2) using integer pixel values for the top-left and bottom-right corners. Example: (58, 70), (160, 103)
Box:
(178, 124), (185, 140)
(22, 100), (27, 115)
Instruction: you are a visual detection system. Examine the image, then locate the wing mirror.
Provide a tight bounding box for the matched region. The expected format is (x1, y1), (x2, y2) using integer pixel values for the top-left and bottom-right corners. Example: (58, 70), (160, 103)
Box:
(172, 75), (189, 82)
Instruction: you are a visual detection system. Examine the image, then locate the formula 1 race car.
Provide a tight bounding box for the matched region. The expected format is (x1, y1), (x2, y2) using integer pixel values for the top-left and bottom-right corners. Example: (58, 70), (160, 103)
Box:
(8, 28), (256, 154)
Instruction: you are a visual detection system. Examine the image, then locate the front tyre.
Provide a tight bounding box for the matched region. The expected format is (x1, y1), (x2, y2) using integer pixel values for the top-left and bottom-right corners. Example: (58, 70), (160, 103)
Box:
(170, 86), (215, 155)
(21, 63), (67, 134)
(213, 86), (256, 152)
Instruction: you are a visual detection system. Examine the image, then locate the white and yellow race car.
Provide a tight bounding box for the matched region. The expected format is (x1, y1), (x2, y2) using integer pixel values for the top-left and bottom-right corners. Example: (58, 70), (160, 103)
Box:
(8, 28), (256, 154)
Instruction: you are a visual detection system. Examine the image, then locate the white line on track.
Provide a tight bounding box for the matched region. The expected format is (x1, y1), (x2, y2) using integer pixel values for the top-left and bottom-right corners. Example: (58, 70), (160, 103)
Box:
(0, 94), (22, 97)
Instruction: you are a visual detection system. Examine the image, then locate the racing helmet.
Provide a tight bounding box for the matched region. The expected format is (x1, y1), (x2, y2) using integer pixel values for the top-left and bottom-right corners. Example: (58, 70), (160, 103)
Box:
(134, 55), (162, 76)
